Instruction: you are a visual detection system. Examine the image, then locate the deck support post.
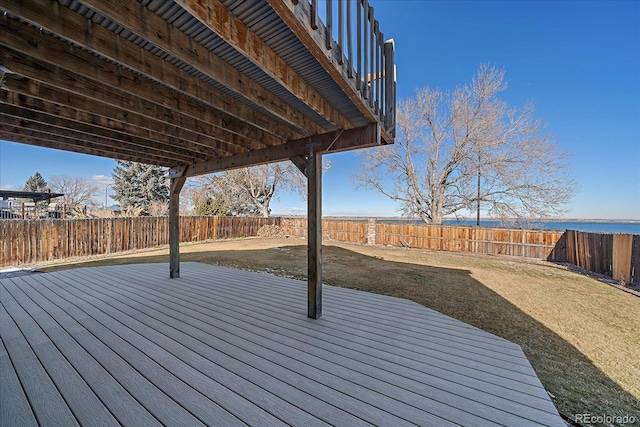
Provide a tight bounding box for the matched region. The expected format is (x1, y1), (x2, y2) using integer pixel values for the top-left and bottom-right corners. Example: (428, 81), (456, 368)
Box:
(169, 175), (186, 278)
(307, 148), (322, 319)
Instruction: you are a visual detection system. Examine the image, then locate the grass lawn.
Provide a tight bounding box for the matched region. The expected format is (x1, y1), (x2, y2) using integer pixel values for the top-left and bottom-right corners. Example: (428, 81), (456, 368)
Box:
(41, 237), (640, 425)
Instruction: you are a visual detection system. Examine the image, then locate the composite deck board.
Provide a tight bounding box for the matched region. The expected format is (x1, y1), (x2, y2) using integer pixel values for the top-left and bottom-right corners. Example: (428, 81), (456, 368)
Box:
(59, 268), (448, 426)
(129, 268), (560, 424)
(62, 269), (475, 426)
(86, 266), (560, 412)
(0, 337), (38, 426)
(76, 267), (558, 427)
(1, 303), (81, 426)
(3, 276), (187, 427)
(81, 264), (552, 412)
(24, 273), (282, 427)
(176, 264), (523, 355)
(46, 280), (347, 427)
(132, 266), (549, 395)
(71, 264), (560, 424)
(1, 285), (120, 426)
(8, 276), (218, 425)
(80, 264), (556, 424)
(146, 264), (525, 363)
(2, 279), (165, 427)
(1, 262), (564, 426)
(180, 268), (534, 373)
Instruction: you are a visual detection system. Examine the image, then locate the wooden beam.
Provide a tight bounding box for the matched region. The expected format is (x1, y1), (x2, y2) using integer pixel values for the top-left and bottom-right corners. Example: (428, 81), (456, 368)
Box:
(0, 45), (277, 156)
(3, 75), (229, 158)
(169, 175), (186, 278)
(36, 0), (326, 136)
(0, 92), (202, 164)
(1, 56), (249, 156)
(0, 6), (303, 143)
(176, 0), (351, 129)
(289, 156), (309, 177)
(0, 124), (180, 166)
(170, 123), (380, 178)
(307, 148), (322, 319)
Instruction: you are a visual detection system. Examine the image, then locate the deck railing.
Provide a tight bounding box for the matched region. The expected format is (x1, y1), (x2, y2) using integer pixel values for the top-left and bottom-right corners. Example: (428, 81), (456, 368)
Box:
(295, 0), (396, 137)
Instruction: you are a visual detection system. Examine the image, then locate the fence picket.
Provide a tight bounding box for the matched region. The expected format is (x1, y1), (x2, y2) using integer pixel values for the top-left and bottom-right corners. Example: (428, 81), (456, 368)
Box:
(0, 217), (637, 287)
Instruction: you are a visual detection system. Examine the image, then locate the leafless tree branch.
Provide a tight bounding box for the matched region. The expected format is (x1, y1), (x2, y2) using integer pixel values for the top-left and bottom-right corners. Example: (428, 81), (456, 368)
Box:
(355, 64), (577, 224)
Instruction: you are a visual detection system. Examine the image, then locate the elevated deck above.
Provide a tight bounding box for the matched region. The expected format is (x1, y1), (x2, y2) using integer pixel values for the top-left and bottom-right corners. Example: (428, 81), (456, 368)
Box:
(0, 0), (395, 174)
(0, 0), (398, 318)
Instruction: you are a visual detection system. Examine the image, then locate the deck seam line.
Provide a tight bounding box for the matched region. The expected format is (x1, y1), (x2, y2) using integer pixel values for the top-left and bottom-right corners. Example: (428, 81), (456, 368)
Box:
(70, 264), (560, 422)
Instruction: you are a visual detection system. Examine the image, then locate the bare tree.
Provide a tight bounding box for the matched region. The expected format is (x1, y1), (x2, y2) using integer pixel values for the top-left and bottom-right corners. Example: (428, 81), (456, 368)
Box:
(48, 175), (99, 210)
(189, 174), (261, 216)
(355, 64), (576, 224)
(191, 160), (325, 217)
(148, 200), (169, 216)
(225, 162), (306, 217)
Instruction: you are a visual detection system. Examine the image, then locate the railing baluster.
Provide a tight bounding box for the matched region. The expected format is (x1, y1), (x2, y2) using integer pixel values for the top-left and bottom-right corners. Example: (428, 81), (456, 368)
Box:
(369, 6), (374, 108)
(378, 31), (387, 119)
(326, 0), (332, 50)
(363, 0), (368, 99)
(289, 0), (394, 134)
(374, 19), (379, 113)
(338, 0), (344, 65)
(384, 39), (396, 135)
(356, 0), (362, 90)
(311, 0), (318, 30)
(377, 28), (382, 116)
(347, 0), (353, 77)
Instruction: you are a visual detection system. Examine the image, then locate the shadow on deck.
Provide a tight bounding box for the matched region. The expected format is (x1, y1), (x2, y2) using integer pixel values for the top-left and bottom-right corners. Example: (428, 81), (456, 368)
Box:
(3, 245), (631, 425)
(19, 244), (640, 422)
(0, 256), (562, 425)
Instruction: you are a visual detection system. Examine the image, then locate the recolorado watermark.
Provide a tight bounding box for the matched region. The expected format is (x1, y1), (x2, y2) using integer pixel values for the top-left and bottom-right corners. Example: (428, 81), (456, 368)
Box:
(575, 413), (637, 425)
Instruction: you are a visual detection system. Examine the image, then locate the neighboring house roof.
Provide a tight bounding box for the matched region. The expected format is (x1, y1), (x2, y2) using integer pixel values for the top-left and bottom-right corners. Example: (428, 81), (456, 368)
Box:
(0, 190), (64, 202)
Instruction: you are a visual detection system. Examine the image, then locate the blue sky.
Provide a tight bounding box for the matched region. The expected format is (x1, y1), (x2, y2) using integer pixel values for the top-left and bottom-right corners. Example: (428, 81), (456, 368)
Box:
(1, 0), (638, 219)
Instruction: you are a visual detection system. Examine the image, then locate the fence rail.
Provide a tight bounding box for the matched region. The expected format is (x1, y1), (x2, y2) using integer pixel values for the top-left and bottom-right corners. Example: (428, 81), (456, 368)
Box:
(1, 216), (637, 287)
(563, 230), (639, 286)
(0, 217), (278, 267)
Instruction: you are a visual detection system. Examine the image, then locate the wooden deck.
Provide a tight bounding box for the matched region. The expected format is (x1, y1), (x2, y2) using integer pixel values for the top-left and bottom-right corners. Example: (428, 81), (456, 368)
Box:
(1, 262), (564, 426)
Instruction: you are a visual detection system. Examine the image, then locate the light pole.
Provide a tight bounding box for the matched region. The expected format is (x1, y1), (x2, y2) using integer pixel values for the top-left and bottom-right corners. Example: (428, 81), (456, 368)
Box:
(104, 183), (113, 209)
(476, 152), (481, 226)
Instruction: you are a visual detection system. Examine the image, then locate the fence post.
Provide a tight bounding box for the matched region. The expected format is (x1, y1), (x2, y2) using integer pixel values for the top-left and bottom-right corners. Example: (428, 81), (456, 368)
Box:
(367, 217), (377, 245)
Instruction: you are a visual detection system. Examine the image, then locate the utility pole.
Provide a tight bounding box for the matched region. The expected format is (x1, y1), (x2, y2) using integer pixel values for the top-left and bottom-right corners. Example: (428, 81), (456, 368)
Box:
(476, 168), (481, 226)
(476, 152), (481, 226)
(104, 183), (113, 209)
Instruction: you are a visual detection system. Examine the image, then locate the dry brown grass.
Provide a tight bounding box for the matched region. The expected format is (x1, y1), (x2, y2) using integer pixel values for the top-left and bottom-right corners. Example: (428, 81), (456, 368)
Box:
(41, 237), (640, 424)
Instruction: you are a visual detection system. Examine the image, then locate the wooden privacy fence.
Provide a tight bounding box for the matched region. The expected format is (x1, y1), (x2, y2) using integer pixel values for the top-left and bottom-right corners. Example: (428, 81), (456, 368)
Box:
(281, 218), (565, 258)
(1, 216), (638, 287)
(0, 217), (278, 267)
(280, 217), (369, 244)
(375, 221), (566, 259)
(563, 230), (639, 287)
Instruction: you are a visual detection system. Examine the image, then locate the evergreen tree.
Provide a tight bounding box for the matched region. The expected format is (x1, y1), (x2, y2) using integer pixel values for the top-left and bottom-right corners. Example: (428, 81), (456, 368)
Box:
(23, 172), (48, 192)
(112, 161), (169, 215)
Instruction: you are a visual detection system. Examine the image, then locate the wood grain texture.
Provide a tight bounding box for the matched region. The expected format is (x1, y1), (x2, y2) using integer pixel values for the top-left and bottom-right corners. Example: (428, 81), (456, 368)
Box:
(0, 303), (80, 426)
(0, 337), (38, 427)
(1, 263), (564, 426)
